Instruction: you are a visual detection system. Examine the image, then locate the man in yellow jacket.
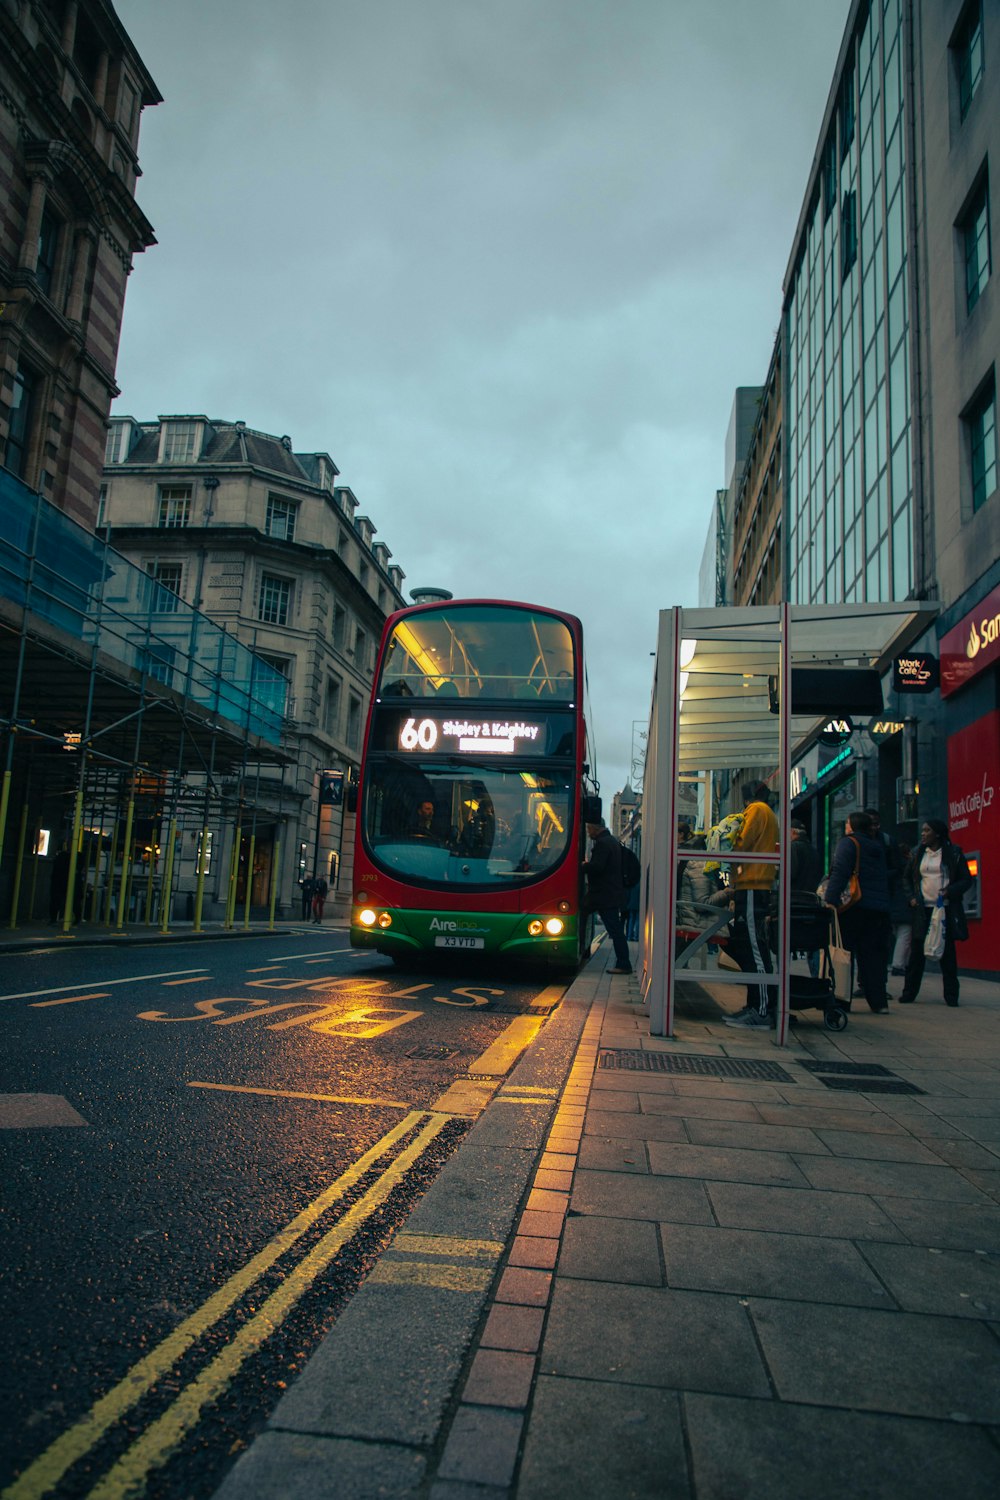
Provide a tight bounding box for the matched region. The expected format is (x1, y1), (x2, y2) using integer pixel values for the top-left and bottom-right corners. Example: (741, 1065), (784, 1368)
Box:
(725, 782), (779, 1028)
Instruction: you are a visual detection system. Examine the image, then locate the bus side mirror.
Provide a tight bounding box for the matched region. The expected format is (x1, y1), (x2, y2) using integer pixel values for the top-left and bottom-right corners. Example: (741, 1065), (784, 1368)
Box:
(582, 794), (602, 824)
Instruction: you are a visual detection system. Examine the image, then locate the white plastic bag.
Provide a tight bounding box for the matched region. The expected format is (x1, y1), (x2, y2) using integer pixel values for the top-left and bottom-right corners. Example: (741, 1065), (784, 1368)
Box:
(924, 905), (946, 960)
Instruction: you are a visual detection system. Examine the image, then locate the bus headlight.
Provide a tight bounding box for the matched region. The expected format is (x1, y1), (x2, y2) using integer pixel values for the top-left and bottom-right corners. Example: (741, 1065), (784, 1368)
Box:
(527, 919), (544, 936)
(377, 911), (393, 928)
(358, 908), (378, 927)
(544, 917), (565, 936)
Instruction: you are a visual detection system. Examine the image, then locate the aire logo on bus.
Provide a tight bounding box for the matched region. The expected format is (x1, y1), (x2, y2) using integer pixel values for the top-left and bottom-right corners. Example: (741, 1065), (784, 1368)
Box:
(429, 917), (489, 934)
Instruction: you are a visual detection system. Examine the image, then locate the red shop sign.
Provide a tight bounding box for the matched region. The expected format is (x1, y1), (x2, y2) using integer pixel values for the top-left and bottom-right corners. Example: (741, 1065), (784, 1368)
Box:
(940, 580), (1000, 698)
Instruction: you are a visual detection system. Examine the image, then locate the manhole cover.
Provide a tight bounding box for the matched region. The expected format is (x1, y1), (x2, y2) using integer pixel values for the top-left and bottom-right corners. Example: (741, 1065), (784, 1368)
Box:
(598, 1050), (794, 1083)
(817, 1076), (924, 1095)
(405, 1044), (459, 1061)
(801, 1061), (894, 1076)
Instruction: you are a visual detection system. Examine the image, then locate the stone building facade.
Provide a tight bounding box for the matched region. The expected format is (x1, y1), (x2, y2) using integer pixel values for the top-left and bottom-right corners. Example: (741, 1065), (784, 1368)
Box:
(102, 415), (408, 916)
(0, 0), (159, 523)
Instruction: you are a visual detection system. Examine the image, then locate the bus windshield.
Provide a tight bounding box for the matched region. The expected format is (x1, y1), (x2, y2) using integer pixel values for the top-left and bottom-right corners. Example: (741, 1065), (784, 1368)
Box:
(377, 604), (576, 701)
(363, 760), (573, 886)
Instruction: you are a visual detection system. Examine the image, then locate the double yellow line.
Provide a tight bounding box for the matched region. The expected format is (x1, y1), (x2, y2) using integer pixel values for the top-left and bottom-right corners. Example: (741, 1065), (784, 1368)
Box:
(4, 1111), (451, 1500)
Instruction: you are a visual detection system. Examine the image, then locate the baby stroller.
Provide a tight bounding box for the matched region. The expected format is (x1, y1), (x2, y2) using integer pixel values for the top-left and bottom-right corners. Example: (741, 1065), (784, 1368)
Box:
(772, 895), (850, 1031)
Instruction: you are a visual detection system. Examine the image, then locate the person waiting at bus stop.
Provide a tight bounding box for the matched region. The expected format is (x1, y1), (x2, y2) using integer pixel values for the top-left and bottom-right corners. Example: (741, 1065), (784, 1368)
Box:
(583, 818), (631, 974)
(725, 782), (779, 1029)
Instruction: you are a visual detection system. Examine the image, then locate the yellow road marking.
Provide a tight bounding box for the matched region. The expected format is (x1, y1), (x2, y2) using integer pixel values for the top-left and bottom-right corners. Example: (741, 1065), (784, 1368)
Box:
(188, 1082), (411, 1110)
(394, 1233), (503, 1258)
(367, 1260), (492, 1292)
(430, 1077), (500, 1116)
(84, 1113), (452, 1500)
(466, 1016), (542, 1075)
(1, 1111), (427, 1500)
(162, 977), (211, 986)
(530, 985), (565, 1010)
(30, 993), (109, 1008)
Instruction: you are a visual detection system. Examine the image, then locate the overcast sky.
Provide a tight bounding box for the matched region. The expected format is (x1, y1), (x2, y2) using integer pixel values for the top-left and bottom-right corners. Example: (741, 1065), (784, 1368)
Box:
(112, 0), (849, 801)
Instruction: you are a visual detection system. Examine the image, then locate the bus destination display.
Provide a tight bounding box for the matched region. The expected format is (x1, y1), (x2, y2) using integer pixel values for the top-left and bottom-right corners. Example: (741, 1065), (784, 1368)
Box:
(372, 709), (573, 759)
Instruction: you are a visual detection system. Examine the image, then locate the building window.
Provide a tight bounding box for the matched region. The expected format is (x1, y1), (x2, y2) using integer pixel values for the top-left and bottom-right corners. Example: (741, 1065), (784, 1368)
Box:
(333, 603), (347, 650)
(97, 484), (107, 528)
(839, 62), (855, 160)
(346, 693), (362, 749)
(822, 130), (837, 219)
(142, 643), (176, 686)
(265, 494), (297, 541)
(36, 206), (61, 299)
(967, 375), (997, 512)
(962, 175), (991, 312)
(956, 1), (985, 120)
(146, 561), (183, 611)
(354, 626), (368, 668)
(157, 486), (192, 528)
(105, 422), (133, 464)
(258, 574), (291, 625)
(324, 676), (342, 736)
(841, 191), (858, 278)
(5, 366), (37, 479)
(160, 421), (200, 463)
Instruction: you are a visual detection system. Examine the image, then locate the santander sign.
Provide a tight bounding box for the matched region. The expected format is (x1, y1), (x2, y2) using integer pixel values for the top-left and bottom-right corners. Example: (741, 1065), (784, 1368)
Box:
(941, 581), (1000, 698)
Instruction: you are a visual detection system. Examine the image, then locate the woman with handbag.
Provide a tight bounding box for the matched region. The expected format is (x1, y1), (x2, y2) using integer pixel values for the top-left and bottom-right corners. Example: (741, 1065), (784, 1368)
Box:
(899, 819), (972, 1007)
(821, 809), (890, 1013)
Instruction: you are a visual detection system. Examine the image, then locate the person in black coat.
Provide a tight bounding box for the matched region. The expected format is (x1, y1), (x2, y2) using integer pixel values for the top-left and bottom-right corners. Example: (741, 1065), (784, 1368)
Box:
(899, 819), (972, 1007)
(582, 819), (631, 973)
(822, 809), (890, 1013)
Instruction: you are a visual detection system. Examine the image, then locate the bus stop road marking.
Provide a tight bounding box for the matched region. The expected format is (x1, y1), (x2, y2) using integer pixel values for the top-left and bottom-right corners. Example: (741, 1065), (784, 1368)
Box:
(1, 1110), (437, 1500)
(431, 1077), (500, 1117)
(71, 1113), (454, 1500)
(163, 977), (211, 986)
(188, 1082), (412, 1110)
(30, 993), (110, 1007)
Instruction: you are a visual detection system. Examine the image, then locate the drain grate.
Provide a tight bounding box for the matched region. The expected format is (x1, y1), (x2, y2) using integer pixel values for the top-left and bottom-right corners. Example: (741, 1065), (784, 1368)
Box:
(405, 1043), (459, 1061)
(816, 1076), (924, 1095)
(801, 1060), (894, 1076)
(598, 1050), (795, 1083)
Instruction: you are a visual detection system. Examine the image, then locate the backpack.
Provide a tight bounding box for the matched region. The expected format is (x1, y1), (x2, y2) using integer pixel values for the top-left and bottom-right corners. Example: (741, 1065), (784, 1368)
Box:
(619, 843), (641, 889)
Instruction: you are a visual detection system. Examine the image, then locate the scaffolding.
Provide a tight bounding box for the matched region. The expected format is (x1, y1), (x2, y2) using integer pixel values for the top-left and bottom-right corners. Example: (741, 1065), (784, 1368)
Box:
(0, 470), (294, 931)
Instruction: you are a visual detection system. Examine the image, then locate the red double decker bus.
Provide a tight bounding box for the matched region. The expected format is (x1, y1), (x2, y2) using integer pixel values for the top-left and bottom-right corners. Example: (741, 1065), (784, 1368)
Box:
(350, 598), (597, 969)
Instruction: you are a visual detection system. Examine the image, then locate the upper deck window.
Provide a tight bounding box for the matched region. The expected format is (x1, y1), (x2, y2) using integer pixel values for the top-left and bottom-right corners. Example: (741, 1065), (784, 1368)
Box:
(377, 605), (576, 701)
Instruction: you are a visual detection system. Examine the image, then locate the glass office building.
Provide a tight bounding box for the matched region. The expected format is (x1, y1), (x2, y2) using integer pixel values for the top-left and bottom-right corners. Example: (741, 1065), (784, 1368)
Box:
(785, 0), (912, 607)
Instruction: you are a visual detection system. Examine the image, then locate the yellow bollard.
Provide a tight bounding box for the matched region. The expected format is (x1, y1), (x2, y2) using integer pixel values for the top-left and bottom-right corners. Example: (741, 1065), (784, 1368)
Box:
(193, 822), (209, 932)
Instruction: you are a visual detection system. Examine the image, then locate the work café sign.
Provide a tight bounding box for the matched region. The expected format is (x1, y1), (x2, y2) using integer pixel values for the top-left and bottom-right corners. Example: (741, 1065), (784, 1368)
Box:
(940, 580), (1000, 698)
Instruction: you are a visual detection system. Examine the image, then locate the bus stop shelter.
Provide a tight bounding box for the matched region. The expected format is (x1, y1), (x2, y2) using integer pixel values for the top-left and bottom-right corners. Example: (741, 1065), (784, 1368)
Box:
(640, 602), (937, 1043)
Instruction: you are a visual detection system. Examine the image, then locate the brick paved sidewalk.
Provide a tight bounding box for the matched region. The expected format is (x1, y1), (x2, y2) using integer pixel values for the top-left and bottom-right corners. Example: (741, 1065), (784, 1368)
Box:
(431, 954), (1000, 1500)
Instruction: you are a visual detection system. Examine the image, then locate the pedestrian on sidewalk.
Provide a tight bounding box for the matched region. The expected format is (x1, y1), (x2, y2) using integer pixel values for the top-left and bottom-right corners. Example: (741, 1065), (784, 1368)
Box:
(725, 782), (778, 1029)
(300, 875), (316, 922)
(822, 809), (890, 1013)
(582, 818), (631, 973)
(866, 806), (904, 980)
(889, 840), (914, 975)
(899, 819), (972, 1007)
(311, 874), (328, 924)
(789, 818), (822, 977)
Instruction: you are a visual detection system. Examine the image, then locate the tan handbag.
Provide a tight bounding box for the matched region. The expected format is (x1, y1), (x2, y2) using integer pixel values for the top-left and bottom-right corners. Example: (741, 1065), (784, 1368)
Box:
(824, 910), (853, 1002)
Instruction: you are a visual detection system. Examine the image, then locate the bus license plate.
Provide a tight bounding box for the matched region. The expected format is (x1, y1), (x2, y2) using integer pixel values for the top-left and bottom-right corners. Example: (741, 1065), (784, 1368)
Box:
(434, 936), (485, 950)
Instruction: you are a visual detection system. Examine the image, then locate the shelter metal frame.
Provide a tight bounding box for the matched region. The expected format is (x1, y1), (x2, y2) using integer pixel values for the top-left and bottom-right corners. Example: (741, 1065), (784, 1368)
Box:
(641, 602), (938, 1043)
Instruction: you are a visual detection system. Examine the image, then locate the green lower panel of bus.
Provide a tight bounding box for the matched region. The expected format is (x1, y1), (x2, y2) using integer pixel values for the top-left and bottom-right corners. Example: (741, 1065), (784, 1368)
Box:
(351, 905), (581, 964)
